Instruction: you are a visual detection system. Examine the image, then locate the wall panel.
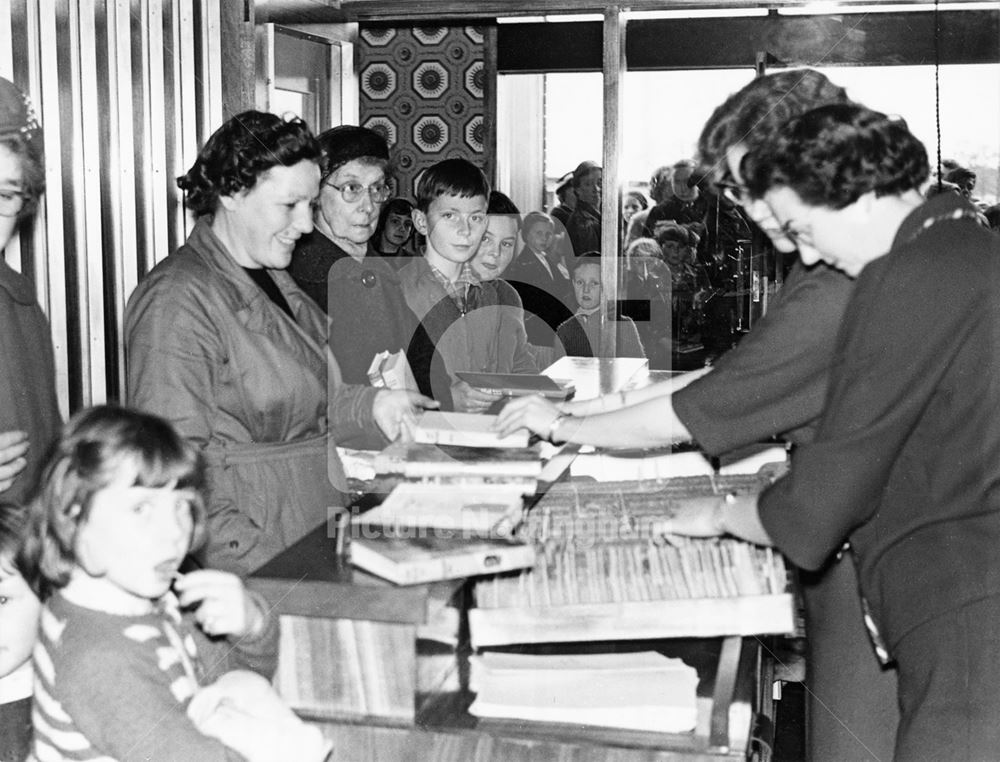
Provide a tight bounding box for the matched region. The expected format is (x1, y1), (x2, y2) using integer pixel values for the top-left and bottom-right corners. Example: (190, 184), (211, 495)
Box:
(358, 23), (492, 198)
(1, 0), (222, 414)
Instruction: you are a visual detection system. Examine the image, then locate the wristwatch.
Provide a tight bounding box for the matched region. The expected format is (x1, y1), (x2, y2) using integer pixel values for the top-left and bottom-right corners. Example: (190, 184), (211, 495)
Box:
(547, 413), (570, 444)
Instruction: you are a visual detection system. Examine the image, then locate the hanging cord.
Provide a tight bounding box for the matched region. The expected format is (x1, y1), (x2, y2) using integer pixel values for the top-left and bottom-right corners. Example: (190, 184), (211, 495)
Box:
(934, 0), (943, 193)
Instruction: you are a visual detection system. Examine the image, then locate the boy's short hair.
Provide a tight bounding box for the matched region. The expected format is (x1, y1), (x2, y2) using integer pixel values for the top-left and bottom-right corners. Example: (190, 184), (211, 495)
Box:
(522, 210), (555, 238)
(571, 252), (603, 275)
(488, 190), (522, 230)
(415, 158), (490, 212)
(19, 405), (208, 599)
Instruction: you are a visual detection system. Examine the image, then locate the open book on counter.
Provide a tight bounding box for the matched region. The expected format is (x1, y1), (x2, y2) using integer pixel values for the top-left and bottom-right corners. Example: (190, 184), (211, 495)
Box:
(353, 482), (527, 535)
(350, 533), (536, 586)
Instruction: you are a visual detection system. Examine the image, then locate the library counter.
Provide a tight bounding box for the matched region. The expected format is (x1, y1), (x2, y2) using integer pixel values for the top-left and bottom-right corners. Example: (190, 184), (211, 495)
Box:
(250, 521), (779, 761)
(246, 358), (789, 760)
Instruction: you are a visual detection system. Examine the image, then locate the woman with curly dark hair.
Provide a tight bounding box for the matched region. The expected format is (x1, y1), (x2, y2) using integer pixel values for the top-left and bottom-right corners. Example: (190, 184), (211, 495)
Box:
(125, 111), (433, 575)
(666, 103), (1000, 760)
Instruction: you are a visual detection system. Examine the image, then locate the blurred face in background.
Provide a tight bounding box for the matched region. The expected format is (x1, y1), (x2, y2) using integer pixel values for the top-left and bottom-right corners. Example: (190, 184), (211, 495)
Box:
(576, 169), (602, 208)
(380, 211), (414, 251)
(0, 144), (25, 249)
(572, 262), (602, 311)
(660, 239), (695, 269)
(470, 214), (519, 281)
(523, 219), (554, 254)
(623, 194), (645, 224)
(671, 165), (698, 202)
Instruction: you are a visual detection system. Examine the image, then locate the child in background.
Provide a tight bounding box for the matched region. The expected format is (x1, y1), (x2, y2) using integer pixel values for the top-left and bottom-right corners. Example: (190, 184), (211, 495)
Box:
(469, 191), (521, 283)
(374, 197), (417, 265)
(400, 159), (536, 412)
(0, 503), (39, 762)
(555, 253), (645, 359)
(505, 210), (573, 350)
(19, 405), (328, 762)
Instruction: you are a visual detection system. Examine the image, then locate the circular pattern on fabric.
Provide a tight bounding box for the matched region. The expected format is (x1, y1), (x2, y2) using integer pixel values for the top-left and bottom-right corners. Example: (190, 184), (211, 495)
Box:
(413, 61), (448, 100)
(463, 61), (485, 99)
(395, 95), (417, 118)
(393, 43), (416, 66)
(360, 63), (396, 101)
(360, 27), (396, 47)
(464, 115), (485, 153)
(396, 149), (416, 171)
(362, 116), (398, 146)
(413, 27), (448, 46)
(413, 116), (449, 153)
(448, 44), (467, 62)
(464, 26), (485, 44)
(446, 96), (468, 118)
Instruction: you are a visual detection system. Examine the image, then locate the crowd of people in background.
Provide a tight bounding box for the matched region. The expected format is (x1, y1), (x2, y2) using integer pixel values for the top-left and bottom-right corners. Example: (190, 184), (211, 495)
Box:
(2, 61), (1000, 762)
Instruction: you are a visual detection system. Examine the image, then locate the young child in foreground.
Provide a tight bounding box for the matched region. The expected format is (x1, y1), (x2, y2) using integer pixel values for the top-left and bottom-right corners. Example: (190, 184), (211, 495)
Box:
(20, 405), (329, 762)
(0, 503), (40, 762)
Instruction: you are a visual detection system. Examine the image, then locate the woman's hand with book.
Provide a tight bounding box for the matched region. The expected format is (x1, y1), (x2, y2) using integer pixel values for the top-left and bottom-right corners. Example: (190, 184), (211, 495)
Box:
(373, 389), (439, 441)
(493, 394), (562, 439)
(450, 380), (498, 414)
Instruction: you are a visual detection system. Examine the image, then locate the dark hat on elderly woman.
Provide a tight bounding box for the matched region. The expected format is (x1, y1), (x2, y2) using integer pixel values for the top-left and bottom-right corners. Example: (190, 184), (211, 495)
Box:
(555, 171), (574, 195)
(0, 77), (41, 141)
(317, 125), (389, 175)
(572, 160), (601, 185)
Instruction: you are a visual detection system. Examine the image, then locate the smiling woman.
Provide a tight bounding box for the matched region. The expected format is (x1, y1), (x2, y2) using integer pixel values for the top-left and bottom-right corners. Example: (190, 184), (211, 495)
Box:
(125, 112), (435, 576)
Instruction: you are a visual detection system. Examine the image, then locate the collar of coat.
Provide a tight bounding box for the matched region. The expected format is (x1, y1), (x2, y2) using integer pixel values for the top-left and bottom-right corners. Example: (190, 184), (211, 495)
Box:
(0, 258), (38, 305)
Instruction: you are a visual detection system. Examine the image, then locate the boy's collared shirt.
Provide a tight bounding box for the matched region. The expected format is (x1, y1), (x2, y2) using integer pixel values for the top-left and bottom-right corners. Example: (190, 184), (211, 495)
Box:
(428, 261), (481, 314)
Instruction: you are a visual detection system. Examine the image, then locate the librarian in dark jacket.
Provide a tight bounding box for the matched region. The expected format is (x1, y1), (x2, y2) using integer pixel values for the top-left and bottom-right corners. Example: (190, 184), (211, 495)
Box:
(289, 126), (436, 397)
(666, 105), (1000, 761)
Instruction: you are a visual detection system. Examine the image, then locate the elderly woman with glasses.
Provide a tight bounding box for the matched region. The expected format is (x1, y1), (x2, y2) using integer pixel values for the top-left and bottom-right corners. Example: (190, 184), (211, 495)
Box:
(289, 126), (437, 397)
(126, 112), (435, 576)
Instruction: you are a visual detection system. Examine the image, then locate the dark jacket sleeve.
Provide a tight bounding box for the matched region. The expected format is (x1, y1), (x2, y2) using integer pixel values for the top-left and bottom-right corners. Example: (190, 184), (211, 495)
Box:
(673, 262), (854, 455)
(758, 248), (983, 570)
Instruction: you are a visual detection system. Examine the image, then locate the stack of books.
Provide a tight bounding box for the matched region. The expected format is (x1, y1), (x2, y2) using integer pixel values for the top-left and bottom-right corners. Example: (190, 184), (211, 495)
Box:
(468, 650), (699, 734)
(374, 413), (542, 494)
(349, 411), (545, 586)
